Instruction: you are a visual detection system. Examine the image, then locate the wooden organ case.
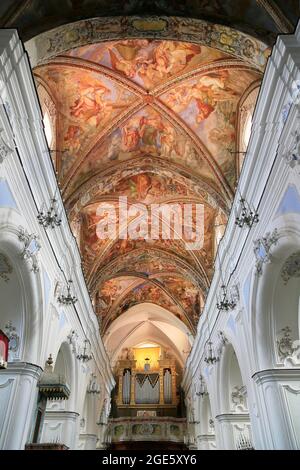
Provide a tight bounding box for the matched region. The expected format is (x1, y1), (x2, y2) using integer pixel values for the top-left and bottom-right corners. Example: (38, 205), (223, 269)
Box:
(115, 348), (178, 416)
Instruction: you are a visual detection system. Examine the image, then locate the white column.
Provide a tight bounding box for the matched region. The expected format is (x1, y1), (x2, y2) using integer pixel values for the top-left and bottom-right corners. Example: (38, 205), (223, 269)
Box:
(253, 369), (300, 449)
(40, 411), (79, 449)
(0, 362), (42, 449)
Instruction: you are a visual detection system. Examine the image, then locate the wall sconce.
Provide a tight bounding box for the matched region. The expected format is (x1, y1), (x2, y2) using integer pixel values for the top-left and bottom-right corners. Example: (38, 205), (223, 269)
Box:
(0, 329), (9, 369)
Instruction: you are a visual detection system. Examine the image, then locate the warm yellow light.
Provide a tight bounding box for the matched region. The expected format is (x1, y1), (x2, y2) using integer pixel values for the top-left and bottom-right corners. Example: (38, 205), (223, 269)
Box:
(133, 347), (161, 370)
(135, 342), (159, 349)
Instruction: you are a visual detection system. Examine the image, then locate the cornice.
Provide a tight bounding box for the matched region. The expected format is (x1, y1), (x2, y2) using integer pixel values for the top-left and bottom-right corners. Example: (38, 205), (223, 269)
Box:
(1, 362), (43, 380)
(215, 413), (250, 422)
(25, 16), (269, 70)
(252, 368), (300, 384)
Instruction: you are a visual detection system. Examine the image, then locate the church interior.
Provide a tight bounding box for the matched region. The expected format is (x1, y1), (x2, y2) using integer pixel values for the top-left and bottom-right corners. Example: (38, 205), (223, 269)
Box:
(0, 1), (300, 451)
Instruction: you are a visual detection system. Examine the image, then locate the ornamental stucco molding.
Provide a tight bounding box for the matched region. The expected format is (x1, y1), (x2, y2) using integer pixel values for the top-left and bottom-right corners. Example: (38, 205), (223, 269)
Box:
(4, 321), (20, 359)
(276, 326), (300, 366)
(281, 130), (300, 168)
(216, 331), (228, 358)
(67, 329), (79, 355)
(281, 252), (300, 284)
(0, 252), (13, 282)
(26, 16), (269, 70)
(231, 386), (248, 412)
(0, 128), (13, 164)
(87, 373), (101, 395)
(18, 227), (41, 273)
(253, 229), (279, 275)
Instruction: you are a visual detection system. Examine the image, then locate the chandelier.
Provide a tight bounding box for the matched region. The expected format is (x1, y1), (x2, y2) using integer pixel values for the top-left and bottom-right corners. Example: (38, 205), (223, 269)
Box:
(217, 285), (237, 312)
(215, 247), (236, 312)
(37, 195), (62, 229)
(58, 279), (77, 305)
(77, 339), (92, 362)
(235, 197), (259, 228)
(196, 374), (208, 397)
(204, 341), (219, 365)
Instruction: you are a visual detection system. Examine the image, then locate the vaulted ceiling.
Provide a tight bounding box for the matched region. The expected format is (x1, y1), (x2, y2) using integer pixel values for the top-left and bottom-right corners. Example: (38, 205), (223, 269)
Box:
(14, 3), (296, 363)
(33, 35), (264, 346)
(0, 0), (298, 42)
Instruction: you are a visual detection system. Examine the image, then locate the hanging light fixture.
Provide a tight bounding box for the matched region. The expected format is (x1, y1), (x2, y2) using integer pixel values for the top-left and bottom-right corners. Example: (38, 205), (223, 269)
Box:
(58, 279), (77, 305)
(217, 285), (237, 312)
(196, 374), (208, 397)
(76, 339), (92, 362)
(37, 193), (62, 229)
(215, 248), (236, 312)
(235, 197), (259, 228)
(204, 340), (219, 365)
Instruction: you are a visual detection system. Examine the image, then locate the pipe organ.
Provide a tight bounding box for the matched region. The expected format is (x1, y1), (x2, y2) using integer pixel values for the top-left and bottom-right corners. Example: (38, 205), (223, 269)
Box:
(116, 349), (178, 409)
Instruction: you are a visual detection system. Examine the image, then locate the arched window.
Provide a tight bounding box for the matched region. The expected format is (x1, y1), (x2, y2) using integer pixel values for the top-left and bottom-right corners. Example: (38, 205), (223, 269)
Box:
(36, 81), (56, 167)
(237, 86), (260, 173)
(43, 111), (53, 147)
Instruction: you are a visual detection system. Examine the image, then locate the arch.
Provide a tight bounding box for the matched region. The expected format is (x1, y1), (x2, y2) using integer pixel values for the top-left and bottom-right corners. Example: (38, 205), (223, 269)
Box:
(218, 342), (248, 414)
(47, 340), (77, 412)
(0, 209), (44, 365)
(251, 217), (300, 370)
(104, 302), (192, 367)
(25, 17), (269, 70)
(236, 80), (261, 174)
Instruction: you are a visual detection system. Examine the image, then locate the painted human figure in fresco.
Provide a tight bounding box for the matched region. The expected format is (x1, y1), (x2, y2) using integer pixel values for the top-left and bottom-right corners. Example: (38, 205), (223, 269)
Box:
(108, 39), (150, 79)
(108, 40), (201, 89)
(64, 124), (81, 153)
(128, 174), (152, 200)
(139, 115), (162, 149)
(117, 282), (174, 315)
(165, 70), (236, 124)
(70, 83), (111, 127)
(122, 125), (140, 151)
(121, 112), (164, 153)
(138, 41), (200, 88)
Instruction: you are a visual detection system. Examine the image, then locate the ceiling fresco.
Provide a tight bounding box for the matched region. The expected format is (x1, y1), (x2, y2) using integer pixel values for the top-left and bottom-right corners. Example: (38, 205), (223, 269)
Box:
(34, 32), (267, 337)
(103, 280), (191, 330)
(65, 40), (228, 90)
(35, 40), (261, 198)
(0, 0), (295, 364)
